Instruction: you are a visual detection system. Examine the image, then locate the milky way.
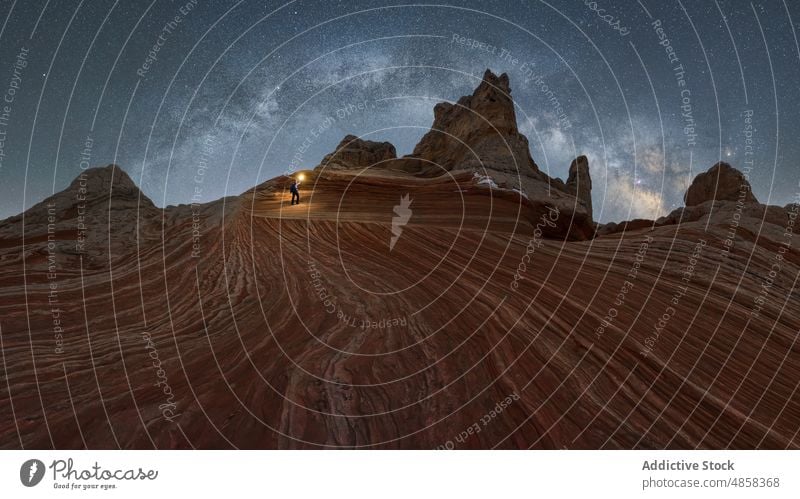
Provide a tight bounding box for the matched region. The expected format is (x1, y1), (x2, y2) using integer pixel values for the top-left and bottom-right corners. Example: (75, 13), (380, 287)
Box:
(0, 0), (798, 222)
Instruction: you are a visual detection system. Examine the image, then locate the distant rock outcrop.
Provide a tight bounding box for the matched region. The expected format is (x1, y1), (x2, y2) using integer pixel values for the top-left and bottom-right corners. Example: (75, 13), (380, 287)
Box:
(684, 162), (758, 206)
(566, 155), (592, 220)
(598, 162), (793, 241)
(318, 134), (397, 171)
(70, 164), (145, 198)
(0, 164), (159, 267)
(1, 164), (156, 227)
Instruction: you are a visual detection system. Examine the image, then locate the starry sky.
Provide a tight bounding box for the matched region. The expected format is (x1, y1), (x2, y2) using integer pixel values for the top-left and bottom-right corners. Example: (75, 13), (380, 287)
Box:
(0, 0), (798, 223)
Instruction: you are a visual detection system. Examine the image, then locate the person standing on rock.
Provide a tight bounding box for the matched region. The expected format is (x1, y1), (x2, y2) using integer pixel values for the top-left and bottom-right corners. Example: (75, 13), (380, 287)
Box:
(290, 178), (300, 205)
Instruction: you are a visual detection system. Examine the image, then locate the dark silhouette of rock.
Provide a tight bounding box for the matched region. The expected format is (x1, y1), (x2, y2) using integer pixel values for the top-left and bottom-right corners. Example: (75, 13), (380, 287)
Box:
(684, 162), (758, 206)
(595, 218), (653, 236)
(566, 155), (592, 221)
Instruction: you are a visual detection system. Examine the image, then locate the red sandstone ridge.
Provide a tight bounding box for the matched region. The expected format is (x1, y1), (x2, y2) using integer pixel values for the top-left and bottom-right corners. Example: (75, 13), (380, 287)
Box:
(0, 72), (798, 450)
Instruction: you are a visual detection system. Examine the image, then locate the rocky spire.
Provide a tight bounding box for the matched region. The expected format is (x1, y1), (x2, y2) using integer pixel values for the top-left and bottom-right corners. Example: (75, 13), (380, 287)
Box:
(407, 69), (541, 176)
(566, 155), (593, 221)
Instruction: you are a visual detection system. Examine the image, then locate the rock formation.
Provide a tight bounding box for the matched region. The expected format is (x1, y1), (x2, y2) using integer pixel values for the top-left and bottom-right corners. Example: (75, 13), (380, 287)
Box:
(684, 161), (758, 206)
(402, 69), (542, 178)
(1, 164), (154, 227)
(566, 155), (593, 220)
(318, 134), (397, 171)
(599, 162), (793, 240)
(311, 69), (595, 235)
(0, 164), (160, 268)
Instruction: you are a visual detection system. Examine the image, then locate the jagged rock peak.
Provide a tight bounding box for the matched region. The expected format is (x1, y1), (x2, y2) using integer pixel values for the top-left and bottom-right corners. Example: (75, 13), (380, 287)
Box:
(468, 69), (512, 107)
(567, 155), (592, 221)
(318, 135), (397, 171)
(684, 162), (758, 206)
(429, 69), (516, 133)
(480, 68), (511, 91)
(409, 69), (540, 176)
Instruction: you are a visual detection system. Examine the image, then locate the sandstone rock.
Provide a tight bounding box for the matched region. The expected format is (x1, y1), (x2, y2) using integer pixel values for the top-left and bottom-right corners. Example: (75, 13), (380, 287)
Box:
(315, 70), (594, 239)
(405, 69), (543, 178)
(317, 134), (397, 171)
(68, 163), (145, 199)
(3, 156), (798, 449)
(595, 221), (618, 236)
(566, 155), (592, 221)
(0, 164), (159, 267)
(644, 199), (791, 248)
(1, 164), (157, 230)
(595, 218), (653, 236)
(684, 162), (758, 206)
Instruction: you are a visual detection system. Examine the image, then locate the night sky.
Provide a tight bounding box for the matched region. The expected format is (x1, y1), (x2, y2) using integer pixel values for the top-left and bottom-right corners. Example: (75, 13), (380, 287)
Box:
(0, 0), (798, 223)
